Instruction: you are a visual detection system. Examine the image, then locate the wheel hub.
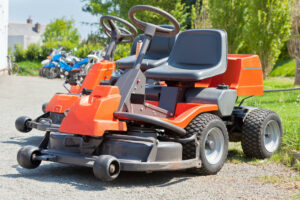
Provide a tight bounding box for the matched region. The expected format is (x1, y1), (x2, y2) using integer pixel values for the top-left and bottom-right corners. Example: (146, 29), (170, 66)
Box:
(109, 163), (116, 174)
(205, 140), (215, 150)
(204, 127), (225, 165)
(264, 120), (281, 153)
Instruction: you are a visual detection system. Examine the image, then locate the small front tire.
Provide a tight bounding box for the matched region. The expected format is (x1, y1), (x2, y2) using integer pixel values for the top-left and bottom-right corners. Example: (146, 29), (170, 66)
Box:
(15, 116), (32, 133)
(17, 146), (41, 169)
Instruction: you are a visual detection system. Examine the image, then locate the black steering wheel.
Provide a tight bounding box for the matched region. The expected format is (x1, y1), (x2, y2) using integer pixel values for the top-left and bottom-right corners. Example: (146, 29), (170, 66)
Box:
(100, 15), (137, 43)
(128, 5), (180, 37)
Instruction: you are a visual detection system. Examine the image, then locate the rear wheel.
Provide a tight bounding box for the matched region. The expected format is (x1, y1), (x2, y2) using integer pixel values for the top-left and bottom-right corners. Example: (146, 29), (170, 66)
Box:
(9, 63), (19, 75)
(183, 113), (229, 175)
(241, 109), (282, 159)
(12, 63), (19, 75)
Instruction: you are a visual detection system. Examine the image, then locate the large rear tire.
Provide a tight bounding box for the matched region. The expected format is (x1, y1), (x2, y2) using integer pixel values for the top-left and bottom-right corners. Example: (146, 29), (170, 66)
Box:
(183, 113), (229, 175)
(241, 109), (282, 159)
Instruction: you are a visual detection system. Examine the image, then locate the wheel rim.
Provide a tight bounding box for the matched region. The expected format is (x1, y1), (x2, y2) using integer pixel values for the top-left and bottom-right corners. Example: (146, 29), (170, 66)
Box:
(12, 64), (18, 75)
(264, 120), (281, 153)
(204, 127), (225, 165)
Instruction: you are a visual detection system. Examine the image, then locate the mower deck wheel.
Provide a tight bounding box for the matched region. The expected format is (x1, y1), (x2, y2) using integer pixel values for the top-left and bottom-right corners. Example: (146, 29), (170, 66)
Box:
(17, 146), (41, 169)
(241, 109), (282, 159)
(93, 155), (120, 181)
(42, 103), (48, 113)
(183, 113), (229, 175)
(15, 116), (32, 133)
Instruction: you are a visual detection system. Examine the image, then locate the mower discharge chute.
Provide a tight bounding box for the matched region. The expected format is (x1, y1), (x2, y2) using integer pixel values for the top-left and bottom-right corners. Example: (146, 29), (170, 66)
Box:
(16, 5), (283, 182)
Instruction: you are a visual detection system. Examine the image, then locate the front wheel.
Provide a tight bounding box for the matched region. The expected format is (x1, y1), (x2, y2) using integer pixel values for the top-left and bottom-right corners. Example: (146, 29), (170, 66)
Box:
(241, 109), (282, 159)
(93, 155), (120, 181)
(17, 146), (41, 169)
(46, 67), (59, 79)
(183, 113), (229, 175)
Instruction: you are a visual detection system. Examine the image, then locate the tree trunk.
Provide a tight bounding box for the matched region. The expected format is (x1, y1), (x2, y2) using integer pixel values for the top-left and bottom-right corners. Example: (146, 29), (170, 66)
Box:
(261, 55), (273, 79)
(295, 58), (300, 85)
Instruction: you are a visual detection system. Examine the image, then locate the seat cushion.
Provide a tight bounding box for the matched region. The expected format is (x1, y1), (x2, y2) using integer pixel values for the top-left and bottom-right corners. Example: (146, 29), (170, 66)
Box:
(116, 26), (176, 71)
(117, 55), (168, 71)
(145, 62), (220, 81)
(145, 29), (228, 81)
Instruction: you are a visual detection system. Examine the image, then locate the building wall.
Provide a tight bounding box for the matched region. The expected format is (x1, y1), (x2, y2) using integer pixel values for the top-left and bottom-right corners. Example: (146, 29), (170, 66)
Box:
(8, 35), (24, 52)
(24, 35), (42, 49)
(0, 0), (8, 70)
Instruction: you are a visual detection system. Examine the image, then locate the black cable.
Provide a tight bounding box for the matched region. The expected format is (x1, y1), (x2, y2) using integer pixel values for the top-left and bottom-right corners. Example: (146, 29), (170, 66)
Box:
(238, 96), (253, 107)
(264, 88), (300, 92)
(239, 87), (300, 107)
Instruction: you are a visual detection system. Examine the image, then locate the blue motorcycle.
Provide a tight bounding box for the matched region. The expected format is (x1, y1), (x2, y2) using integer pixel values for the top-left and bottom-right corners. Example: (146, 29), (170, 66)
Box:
(59, 56), (90, 81)
(40, 48), (64, 79)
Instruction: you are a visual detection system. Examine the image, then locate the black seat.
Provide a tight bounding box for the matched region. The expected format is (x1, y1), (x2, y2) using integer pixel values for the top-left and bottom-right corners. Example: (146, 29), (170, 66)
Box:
(116, 25), (176, 71)
(145, 29), (228, 81)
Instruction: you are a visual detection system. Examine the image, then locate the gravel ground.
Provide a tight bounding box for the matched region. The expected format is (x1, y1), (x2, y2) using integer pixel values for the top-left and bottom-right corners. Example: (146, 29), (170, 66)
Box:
(0, 76), (298, 200)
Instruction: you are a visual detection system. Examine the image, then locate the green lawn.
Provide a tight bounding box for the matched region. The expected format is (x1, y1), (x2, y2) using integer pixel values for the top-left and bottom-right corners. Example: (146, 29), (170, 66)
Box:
(16, 61), (41, 76)
(270, 59), (295, 77)
(231, 77), (300, 171)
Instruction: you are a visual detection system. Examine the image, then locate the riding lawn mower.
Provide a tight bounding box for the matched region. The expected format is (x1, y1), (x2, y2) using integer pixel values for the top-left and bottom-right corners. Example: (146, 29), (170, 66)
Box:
(16, 5), (283, 181)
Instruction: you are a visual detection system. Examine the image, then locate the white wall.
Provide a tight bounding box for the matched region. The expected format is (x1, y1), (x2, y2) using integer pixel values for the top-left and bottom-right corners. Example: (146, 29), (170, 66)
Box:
(8, 35), (24, 52)
(0, 0), (8, 70)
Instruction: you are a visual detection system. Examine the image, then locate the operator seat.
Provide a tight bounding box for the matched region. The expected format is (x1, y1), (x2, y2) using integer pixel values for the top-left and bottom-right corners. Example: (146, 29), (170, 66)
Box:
(145, 29), (228, 81)
(116, 25), (176, 72)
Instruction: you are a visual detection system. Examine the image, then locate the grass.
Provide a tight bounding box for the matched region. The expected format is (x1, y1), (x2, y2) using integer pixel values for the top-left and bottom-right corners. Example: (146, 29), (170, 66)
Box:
(252, 174), (299, 185)
(16, 60), (41, 76)
(270, 59), (295, 77)
(251, 175), (299, 199)
(228, 77), (300, 171)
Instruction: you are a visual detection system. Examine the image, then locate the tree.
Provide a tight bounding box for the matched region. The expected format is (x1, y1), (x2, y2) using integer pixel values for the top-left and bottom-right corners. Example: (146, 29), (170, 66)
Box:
(207, 0), (248, 54)
(43, 17), (80, 50)
(82, 0), (188, 30)
(244, 0), (293, 78)
(288, 0), (300, 85)
(191, 0), (209, 29)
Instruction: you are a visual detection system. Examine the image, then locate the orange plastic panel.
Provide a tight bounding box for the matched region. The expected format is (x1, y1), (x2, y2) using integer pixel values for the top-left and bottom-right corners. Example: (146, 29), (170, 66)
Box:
(46, 94), (80, 113)
(59, 85), (126, 137)
(195, 54), (264, 96)
(161, 103), (218, 128)
(68, 60), (115, 94)
(81, 60), (115, 90)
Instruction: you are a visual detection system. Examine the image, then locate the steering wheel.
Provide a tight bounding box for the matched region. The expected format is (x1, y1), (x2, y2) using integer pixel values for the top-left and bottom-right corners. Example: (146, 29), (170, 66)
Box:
(100, 15), (137, 43)
(128, 5), (180, 37)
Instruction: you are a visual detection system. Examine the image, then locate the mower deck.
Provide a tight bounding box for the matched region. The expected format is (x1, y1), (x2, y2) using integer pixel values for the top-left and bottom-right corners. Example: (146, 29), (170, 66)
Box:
(35, 150), (200, 172)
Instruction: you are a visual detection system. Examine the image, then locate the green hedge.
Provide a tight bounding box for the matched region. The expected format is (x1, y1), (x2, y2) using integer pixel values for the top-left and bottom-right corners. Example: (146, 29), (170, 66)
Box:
(13, 42), (105, 62)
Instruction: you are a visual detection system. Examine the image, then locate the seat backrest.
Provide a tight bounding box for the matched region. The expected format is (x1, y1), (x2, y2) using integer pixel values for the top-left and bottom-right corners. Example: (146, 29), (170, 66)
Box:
(130, 25), (176, 58)
(168, 29), (227, 67)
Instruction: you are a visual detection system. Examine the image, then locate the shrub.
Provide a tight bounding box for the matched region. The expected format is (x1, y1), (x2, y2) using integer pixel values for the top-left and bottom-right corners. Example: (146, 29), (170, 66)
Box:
(114, 43), (131, 61)
(26, 43), (41, 61)
(74, 43), (104, 58)
(40, 45), (53, 60)
(14, 43), (26, 62)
